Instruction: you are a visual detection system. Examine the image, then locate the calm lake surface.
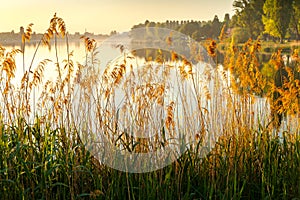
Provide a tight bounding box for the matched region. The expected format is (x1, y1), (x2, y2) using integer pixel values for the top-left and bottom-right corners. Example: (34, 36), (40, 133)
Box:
(4, 40), (119, 84)
(2, 40), (299, 135)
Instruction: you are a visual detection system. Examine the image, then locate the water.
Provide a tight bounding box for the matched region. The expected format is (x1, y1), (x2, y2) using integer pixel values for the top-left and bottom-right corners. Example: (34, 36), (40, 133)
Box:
(4, 41), (90, 85)
(2, 39), (298, 137)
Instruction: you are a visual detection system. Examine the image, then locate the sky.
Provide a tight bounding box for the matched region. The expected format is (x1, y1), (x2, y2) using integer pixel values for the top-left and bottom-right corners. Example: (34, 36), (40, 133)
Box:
(0, 0), (235, 35)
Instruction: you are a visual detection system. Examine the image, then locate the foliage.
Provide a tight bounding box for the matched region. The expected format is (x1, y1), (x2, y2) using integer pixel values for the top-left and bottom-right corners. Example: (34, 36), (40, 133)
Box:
(231, 27), (252, 43)
(290, 0), (300, 40)
(132, 15), (225, 41)
(130, 0), (300, 44)
(262, 0), (293, 43)
(233, 0), (266, 39)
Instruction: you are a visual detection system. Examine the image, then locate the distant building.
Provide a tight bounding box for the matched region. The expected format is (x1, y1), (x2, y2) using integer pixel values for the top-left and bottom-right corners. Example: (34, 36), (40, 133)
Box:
(84, 32), (94, 37)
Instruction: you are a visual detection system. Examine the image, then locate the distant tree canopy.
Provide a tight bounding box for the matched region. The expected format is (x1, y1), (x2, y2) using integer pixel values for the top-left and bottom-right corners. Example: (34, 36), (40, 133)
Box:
(263, 0), (293, 43)
(131, 15), (226, 42)
(290, 0), (300, 40)
(131, 0), (299, 44)
(232, 0), (299, 42)
(233, 0), (265, 39)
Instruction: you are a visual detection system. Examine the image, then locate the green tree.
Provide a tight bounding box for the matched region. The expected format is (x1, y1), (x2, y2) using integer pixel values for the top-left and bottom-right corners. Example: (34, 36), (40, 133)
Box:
(290, 0), (300, 40)
(233, 0), (265, 39)
(263, 0), (293, 43)
(200, 21), (212, 39)
(229, 14), (238, 28)
(210, 15), (222, 39)
(223, 13), (230, 28)
(178, 21), (200, 37)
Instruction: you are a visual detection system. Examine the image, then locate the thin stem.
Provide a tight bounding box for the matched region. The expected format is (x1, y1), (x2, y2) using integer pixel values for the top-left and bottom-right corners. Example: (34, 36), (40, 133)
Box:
(55, 33), (62, 82)
(66, 33), (71, 132)
(22, 41), (25, 74)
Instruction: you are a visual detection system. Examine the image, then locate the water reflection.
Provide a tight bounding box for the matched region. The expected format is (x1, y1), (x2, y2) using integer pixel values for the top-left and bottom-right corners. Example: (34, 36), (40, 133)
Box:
(2, 38), (298, 137)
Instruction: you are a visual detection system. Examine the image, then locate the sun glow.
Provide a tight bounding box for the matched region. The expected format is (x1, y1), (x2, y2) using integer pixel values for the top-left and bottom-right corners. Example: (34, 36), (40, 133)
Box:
(0, 0), (234, 34)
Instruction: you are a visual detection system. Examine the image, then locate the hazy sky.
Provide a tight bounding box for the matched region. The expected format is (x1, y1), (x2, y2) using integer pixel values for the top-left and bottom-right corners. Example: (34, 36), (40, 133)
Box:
(0, 0), (235, 34)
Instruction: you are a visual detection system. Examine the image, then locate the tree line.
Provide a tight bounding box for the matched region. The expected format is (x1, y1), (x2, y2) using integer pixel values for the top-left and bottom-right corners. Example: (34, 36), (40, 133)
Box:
(131, 15), (227, 42)
(233, 0), (300, 43)
(131, 0), (300, 43)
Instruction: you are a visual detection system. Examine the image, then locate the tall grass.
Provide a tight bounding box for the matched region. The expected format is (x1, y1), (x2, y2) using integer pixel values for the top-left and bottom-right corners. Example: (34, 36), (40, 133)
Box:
(0, 14), (299, 199)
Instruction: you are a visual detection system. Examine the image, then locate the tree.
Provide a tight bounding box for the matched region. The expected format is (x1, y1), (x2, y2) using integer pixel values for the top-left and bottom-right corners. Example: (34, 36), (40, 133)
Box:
(110, 30), (117, 36)
(263, 0), (293, 43)
(221, 13), (231, 37)
(290, 0), (300, 40)
(178, 21), (200, 38)
(233, 0), (265, 39)
(224, 13), (230, 27)
(229, 14), (238, 28)
(210, 15), (222, 39)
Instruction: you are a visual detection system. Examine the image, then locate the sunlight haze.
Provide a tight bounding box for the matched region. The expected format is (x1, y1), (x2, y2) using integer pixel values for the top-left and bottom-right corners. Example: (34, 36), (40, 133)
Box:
(0, 0), (234, 34)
